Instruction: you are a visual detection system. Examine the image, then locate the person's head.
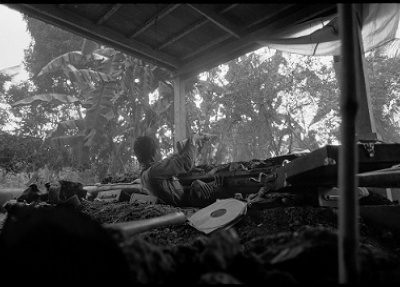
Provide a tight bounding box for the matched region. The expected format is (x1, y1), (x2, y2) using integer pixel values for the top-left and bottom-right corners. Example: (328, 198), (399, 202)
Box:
(133, 136), (160, 164)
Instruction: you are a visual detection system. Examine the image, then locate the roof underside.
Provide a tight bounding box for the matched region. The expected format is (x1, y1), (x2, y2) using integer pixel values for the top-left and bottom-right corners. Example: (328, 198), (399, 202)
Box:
(6, 3), (337, 79)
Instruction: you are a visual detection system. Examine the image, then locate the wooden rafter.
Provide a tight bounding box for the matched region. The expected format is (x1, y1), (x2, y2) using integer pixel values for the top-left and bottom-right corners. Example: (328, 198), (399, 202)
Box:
(292, 4), (337, 27)
(181, 34), (232, 61)
(158, 20), (208, 50)
(186, 4), (242, 39)
(175, 4), (336, 79)
(7, 3), (337, 79)
(180, 4), (304, 61)
(246, 4), (297, 29)
(96, 4), (122, 25)
(179, 4), (304, 62)
(128, 4), (181, 39)
(223, 4), (240, 12)
(157, 4), (238, 50)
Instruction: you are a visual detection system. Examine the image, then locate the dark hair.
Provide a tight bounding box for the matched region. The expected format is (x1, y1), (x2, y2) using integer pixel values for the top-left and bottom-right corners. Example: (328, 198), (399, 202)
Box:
(133, 136), (158, 163)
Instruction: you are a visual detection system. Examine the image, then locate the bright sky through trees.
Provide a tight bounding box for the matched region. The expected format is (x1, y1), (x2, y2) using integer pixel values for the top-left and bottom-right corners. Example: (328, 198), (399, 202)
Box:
(0, 5), (31, 80)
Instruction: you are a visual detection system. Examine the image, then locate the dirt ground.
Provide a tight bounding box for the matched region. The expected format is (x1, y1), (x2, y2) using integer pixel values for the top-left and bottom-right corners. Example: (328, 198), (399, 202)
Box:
(72, 191), (400, 284)
(1, 181), (400, 284)
(2, 153), (400, 283)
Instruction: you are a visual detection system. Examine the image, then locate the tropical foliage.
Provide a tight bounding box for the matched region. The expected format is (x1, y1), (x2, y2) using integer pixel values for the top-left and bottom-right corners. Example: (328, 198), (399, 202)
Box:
(10, 40), (175, 179)
(365, 51), (400, 143)
(186, 50), (340, 164)
(3, 16), (400, 182)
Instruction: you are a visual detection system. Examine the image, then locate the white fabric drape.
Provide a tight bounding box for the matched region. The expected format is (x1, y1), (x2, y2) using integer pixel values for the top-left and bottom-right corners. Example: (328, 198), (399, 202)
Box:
(256, 4), (400, 56)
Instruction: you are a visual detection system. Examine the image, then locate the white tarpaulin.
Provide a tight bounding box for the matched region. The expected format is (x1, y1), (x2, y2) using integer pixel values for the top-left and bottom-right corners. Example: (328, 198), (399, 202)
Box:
(257, 3), (400, 56)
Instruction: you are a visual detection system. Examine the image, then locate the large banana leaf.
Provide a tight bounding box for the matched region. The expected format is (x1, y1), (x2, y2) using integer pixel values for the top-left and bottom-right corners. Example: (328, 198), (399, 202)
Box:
(98, 51), (125, 78)
(91, 53), (109, 62)
(71, 140), (90, 166)
(84, 129), (102, 147)
(84, 128), (110, 153)
(50, 134), (86, 148)
(84, 84), (117, 151)
(85, 84), (115, 129)
(92, 47), (117, 58)
(308, 105), (332, 128)
(37, 51), (85, 77)
(108, 141), (130, 174)
(81, 39), (99, 56)
(66, 64), (115, 84)
(50, 134), (89, 166)
(47, 119), (86, 138)
(11, 93), (82, 107)
(118, 110), (131, 123)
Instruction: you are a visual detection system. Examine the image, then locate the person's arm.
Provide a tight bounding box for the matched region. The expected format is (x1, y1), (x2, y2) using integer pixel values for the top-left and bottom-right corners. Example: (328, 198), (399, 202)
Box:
(150, 134), (206, 177)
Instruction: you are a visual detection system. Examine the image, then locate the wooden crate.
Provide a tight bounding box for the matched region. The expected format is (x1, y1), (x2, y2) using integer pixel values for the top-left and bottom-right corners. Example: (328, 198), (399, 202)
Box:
(282, 143), (400, 187)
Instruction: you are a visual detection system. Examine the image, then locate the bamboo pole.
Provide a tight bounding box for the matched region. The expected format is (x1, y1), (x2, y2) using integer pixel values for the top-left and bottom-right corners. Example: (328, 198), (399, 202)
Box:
(337, 4), (361, 284)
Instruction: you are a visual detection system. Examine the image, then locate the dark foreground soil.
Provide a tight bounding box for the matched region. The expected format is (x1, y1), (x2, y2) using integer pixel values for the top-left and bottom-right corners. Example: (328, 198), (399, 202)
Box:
(1, 190), (400, 284)
(76, 195), (400, 284)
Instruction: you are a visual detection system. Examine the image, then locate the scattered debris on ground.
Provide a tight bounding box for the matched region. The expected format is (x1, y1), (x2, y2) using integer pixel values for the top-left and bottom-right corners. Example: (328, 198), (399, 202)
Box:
(1, 181), (400, 284)
(76, 191), (400, 284)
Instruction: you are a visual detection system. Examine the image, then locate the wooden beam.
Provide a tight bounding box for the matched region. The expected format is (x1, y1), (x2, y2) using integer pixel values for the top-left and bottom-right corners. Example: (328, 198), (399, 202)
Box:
(128, 4), (181, 39)
(158, 20), (208, 50)
(222, 4), (240, 12)
(175, 4), (336, 79)
(6, 4), (181, 70)
(96, 4), (122, 25)
(180, 5), (305, 62)
(186, 4), (242, 39)
(174, 42), (262, 81)
(173, 76), (187, 150)
(157, 4), (238, 50)
(181, 34), (232, 61)
(246, 4), (297, 29)
(337, 3), (361, 284)
(180, 5), (299, 61)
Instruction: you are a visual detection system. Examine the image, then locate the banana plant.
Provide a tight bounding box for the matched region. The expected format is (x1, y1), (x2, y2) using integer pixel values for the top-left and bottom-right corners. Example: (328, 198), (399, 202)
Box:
(12, 93), (82, 107)
(11, 39), (174, 176)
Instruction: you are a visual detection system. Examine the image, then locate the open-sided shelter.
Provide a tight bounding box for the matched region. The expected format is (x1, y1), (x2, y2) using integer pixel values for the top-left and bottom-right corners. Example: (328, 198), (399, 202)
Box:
(5, 3), (400, 284)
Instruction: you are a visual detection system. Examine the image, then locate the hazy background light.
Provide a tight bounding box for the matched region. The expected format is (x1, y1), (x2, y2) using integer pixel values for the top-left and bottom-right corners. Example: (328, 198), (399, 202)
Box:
(0, 4), (31, 81)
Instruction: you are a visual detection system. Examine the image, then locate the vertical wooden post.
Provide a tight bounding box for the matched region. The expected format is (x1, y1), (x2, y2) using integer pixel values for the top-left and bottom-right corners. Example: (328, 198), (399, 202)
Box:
(173, 76), (187, 152)
(338, 3), (362, 284)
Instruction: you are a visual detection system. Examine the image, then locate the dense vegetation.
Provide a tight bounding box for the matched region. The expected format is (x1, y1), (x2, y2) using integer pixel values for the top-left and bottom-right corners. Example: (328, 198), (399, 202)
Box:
(1, 16), (400, 184)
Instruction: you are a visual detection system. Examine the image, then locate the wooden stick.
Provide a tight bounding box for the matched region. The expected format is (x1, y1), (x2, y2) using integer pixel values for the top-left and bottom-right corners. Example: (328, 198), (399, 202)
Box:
(104, 212), (187, 238)
(338, 3), (361, 284)
(358, 169), (400, 187)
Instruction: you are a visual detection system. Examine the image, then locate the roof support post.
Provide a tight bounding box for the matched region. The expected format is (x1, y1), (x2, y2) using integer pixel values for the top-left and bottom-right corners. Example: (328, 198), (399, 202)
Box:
(173, 76), (187, 152)
(337, 3), (363, 284)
